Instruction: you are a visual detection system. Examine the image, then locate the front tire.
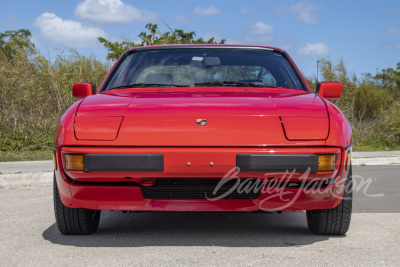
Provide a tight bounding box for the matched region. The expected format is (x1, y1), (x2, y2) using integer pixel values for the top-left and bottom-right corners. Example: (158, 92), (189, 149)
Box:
(53, 174), (101, 235)
(306, 164), (353, 235)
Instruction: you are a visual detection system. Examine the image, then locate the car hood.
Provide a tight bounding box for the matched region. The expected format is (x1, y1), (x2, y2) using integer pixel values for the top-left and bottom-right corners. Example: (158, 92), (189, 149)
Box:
(74, 89), (329, 146)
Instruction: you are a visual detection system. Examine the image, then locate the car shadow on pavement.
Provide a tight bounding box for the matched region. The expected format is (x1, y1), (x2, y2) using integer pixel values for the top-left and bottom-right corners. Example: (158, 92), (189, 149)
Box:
(42, 211), (335, 247)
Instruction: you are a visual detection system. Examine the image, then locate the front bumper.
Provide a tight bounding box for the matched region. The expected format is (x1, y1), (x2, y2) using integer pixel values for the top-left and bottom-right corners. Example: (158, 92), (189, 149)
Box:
(54, 146), (351, 211)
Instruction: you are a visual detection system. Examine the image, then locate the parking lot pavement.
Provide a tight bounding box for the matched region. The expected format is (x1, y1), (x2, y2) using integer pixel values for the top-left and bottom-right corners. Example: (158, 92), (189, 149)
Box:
(0, 166), (398, 266)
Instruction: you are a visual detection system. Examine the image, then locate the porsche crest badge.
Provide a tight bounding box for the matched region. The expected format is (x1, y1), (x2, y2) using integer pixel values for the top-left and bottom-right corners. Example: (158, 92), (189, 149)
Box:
(195, 119), (207, 126)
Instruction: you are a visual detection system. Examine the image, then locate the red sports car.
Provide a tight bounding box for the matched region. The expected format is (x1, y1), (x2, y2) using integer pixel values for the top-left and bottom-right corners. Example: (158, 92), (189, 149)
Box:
(53, 45), (353, 235)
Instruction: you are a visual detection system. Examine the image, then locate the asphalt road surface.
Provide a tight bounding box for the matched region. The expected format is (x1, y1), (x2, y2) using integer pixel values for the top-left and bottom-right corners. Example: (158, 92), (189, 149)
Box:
(0, 166), (398, 266)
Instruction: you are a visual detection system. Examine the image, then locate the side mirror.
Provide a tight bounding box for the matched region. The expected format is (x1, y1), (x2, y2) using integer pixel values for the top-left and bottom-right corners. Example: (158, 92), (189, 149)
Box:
(317, 82), (343, 99)
(72, 83), (96, 99)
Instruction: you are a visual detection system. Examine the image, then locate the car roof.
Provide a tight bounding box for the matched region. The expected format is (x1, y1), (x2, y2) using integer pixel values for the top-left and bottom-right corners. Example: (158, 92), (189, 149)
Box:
(126, 44), (287, 54)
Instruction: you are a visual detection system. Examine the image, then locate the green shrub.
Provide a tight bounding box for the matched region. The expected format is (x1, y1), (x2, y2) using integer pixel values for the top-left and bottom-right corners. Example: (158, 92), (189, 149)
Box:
(317, 59), (400, 150)
(0, 48), (109, 151)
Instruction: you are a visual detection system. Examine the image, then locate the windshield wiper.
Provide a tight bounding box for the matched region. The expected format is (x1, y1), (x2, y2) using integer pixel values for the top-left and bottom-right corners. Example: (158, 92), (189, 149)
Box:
(194, 81), (282, 88)
(109, 83), (190, 90)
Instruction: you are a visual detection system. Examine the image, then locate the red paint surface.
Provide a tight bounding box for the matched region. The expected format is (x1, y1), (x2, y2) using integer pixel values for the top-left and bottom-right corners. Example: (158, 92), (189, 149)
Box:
(72, 83), (93, 99)
(318, 82), (343, 99)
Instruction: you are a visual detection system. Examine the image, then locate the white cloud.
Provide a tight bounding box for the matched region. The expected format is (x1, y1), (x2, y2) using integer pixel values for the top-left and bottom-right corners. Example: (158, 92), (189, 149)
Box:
(388, 27), (400, 35)
(298, 42), (330, 56)
(194, 6), (221, 16)
(34, 13), (107, 47)
(74, 0), (158, 24)
(289, 2), (320, 24)
(251, 21), (274, 35)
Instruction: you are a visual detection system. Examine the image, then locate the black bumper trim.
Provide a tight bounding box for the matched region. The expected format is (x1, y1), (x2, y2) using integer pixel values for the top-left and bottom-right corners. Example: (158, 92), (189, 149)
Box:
(84, 154), (163, 172)
(236, 154), (318, 172)
(141, 178), (262, 199)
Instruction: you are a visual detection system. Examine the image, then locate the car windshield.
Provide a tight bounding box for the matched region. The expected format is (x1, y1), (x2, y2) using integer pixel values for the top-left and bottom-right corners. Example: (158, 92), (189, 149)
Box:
(103, 48), (306, 91)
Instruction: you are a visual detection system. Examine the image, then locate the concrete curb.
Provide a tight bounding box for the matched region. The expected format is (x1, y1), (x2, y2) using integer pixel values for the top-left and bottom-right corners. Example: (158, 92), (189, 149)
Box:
(0, 156), (399, 187)
(0, 172), (53, 187)
(352, 157), (400, 166)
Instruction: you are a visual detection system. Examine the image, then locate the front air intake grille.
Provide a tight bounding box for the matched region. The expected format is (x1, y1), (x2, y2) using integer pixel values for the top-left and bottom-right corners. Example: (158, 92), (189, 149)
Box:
(141, 178), (261, 199)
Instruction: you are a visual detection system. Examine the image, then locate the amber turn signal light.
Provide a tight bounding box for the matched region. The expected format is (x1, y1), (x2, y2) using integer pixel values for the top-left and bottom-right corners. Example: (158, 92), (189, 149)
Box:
(52, 151), (57, 170)
(345, 150), (351, 171)
(65, 154), (84, 171)
(318, 154), (336, 172)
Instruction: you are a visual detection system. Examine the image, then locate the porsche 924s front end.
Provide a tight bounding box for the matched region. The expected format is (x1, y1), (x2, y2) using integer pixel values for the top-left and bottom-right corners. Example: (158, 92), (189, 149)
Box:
(53, 45), (353, 235)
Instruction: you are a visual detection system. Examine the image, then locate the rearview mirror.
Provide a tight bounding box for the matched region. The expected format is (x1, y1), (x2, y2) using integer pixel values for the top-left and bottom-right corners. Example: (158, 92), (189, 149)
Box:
(317, 82), (343, 99)
(203, 56), (221, 66)
(72, 83), (96, 99)
(190, 56), (221, 68)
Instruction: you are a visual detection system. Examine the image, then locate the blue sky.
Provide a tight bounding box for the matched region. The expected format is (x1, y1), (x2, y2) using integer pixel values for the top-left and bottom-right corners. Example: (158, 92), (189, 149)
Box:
(1, 0), (399, 78)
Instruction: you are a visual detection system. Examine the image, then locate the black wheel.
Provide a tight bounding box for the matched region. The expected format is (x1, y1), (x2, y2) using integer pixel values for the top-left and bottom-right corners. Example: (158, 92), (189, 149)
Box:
(53, 174), (100, 235)
(306, 164), (353, 235)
